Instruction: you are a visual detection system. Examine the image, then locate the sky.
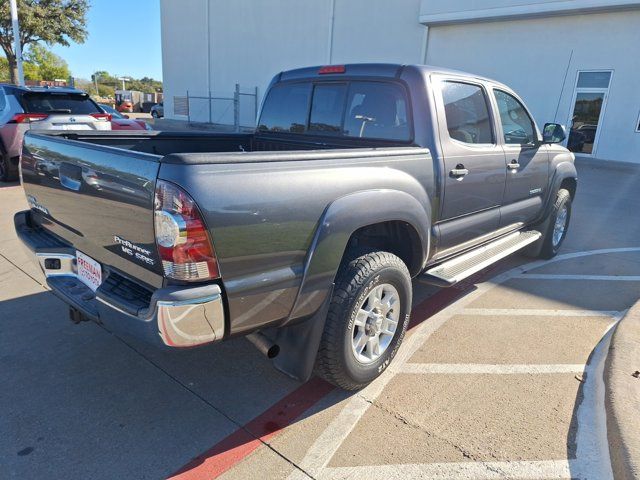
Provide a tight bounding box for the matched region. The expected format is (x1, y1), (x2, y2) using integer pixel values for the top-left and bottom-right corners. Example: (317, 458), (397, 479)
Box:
(51, 0), (163, 81)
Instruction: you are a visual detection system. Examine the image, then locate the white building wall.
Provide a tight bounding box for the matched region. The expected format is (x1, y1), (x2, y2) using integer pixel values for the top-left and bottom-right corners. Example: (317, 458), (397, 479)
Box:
(160, 0), (640, 163)
(160, 0), (424, 124)
(424, 9), (640, 163)
(160, 0), (210, 124)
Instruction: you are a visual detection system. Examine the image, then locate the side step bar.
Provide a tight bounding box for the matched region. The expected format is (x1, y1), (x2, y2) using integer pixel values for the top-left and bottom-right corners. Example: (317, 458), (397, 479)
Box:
(420, 230), (541, 287)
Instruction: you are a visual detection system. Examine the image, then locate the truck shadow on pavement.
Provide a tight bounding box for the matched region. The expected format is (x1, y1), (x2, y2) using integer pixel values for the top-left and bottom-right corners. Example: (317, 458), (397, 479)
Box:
(4, 248), (639, 479)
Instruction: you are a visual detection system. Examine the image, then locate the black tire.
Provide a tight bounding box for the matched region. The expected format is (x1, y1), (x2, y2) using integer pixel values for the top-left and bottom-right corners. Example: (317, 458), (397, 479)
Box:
(315, 251), (412, 390)
(537, 188), (572, 259)
(0, 154), (11, 182)
(151, 110), (158, 118)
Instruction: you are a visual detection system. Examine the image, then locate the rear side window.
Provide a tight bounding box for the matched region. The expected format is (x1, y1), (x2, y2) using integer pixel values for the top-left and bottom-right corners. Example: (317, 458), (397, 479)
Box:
(309, 84), (347, 134)
(258, 83), (311, 133)
(0, 88), (6, 111)
(21, 93), (101, 114)
(343, 82), (410, 141)
(442, 81), (493, 144)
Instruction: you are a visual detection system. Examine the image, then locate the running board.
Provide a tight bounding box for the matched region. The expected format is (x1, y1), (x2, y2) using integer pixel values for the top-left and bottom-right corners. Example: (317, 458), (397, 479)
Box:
(420, 230), (541, 287)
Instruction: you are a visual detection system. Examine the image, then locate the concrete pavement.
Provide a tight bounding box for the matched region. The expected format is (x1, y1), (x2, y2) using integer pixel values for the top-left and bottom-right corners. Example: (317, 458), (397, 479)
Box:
(2, 158), (640, 479)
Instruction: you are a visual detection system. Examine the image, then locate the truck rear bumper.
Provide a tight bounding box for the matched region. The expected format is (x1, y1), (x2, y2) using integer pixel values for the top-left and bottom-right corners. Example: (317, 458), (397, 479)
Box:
(14, 210), (225, 348)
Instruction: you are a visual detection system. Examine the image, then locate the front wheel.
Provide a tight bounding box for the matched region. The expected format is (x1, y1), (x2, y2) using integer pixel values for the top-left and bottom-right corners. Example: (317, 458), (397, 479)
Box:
(315, 251), (412, 390)
(536, 188), (572, 259)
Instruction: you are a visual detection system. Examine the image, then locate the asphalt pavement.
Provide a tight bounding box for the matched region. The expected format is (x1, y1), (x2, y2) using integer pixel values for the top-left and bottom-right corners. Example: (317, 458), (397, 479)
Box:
(2, 158), (640, 479)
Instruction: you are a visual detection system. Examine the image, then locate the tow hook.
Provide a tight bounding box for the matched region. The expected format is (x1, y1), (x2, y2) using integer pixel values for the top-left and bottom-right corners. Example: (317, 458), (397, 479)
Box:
(69, 307), (89, 324)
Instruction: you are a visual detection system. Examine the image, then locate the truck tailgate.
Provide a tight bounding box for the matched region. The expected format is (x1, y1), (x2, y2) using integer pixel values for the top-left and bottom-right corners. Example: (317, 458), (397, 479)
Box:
(20, 132), (164, 289)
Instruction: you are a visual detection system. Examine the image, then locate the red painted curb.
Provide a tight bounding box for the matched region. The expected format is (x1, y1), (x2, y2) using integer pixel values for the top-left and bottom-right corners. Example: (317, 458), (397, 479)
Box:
(168, 377), (334, 479)
(169, 263), (502, 479)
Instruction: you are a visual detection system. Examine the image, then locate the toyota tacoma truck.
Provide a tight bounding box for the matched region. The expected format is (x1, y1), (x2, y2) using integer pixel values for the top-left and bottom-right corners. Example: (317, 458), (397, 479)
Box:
(14, 64), (577, 390)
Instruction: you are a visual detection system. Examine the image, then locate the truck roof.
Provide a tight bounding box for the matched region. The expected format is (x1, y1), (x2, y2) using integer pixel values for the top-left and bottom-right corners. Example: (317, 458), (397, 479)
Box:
(277, 63), (503, 86)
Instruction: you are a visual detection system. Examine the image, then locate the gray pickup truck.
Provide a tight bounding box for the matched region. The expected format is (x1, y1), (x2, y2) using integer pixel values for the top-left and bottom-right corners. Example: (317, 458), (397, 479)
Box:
(15, 64), (576, 390)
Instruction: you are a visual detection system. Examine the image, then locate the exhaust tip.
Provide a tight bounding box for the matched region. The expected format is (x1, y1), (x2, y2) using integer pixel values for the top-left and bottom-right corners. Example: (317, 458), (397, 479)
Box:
(266, 344), (280, 359)
(247, 332), (280, 359)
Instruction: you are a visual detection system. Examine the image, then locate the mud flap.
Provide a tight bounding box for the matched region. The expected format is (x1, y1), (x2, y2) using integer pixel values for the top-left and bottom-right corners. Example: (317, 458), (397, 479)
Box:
(271, 285), (334, 382)
(524, 215), (551, 258)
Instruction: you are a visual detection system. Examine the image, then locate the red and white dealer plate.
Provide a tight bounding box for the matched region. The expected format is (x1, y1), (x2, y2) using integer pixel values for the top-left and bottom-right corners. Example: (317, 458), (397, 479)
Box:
(76, 250), (102, 292)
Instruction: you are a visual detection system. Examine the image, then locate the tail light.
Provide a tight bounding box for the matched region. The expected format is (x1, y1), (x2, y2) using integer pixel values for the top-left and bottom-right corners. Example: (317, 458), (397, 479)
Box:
(9, 113), (48, 123)
(154, 180), (220, 281)
(91, 113), (112, 121)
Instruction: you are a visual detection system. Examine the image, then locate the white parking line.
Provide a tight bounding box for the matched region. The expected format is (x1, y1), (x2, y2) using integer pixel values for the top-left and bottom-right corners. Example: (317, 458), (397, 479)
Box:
(318, 459), (573, 480)
(288, 248), (636, 480)
(460, 308), (620, 318)
(518, 274), (640, 281)
(397, 363), (586, 375)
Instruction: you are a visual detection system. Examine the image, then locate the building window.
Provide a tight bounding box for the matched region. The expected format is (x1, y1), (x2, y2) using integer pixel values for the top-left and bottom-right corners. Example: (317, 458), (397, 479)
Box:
(567, 70), (613, 155)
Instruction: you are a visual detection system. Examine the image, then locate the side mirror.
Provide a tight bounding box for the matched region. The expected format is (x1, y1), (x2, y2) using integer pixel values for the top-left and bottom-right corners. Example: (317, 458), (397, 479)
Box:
(123, 114), (130, 119)
(543, 123), (566, 144)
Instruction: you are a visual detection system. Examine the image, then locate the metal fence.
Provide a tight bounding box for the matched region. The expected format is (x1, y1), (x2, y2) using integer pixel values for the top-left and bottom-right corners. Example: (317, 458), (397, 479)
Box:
(173, 84), (258, 131)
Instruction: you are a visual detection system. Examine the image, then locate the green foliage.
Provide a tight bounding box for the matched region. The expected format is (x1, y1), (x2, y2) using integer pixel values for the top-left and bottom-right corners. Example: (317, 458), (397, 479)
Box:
(0, 0), (88, 83)
(24, 44), (69, 80)
(0, 54), (38, 81)
(90, 70), (162, 95)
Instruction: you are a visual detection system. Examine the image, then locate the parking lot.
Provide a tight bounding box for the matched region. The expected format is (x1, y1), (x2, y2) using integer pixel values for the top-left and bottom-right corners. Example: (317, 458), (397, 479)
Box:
(2, 159), (640, 480)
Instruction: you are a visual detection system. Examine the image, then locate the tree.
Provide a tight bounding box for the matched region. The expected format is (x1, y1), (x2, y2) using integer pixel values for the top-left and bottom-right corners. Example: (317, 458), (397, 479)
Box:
(0, 0), (88, 84)
(24, 44), (69, 80)
(0, 54), (38, 81)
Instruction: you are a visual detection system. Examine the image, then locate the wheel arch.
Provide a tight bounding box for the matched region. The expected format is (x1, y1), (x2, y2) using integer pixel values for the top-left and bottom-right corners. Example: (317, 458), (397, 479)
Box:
(287, 189), (431, 322)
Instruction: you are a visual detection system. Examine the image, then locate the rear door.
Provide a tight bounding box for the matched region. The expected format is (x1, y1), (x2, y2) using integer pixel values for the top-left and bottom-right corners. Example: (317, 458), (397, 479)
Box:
(434, 76), (507, 252)
(20, 91), (111, 131)
(491, 88), (549, 226)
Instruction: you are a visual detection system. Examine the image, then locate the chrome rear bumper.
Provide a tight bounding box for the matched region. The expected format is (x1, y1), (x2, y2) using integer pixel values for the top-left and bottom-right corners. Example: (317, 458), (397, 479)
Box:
(15, 210), (225, 348)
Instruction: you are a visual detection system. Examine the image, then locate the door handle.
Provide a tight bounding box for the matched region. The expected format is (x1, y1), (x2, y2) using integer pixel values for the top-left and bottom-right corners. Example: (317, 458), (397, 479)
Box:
(507, 160), (520, 170)
(450, 164), (469, 178)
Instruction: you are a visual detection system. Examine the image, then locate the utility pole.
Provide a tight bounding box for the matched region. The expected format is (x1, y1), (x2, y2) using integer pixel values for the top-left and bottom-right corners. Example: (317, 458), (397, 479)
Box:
(9, 0), (24, 86)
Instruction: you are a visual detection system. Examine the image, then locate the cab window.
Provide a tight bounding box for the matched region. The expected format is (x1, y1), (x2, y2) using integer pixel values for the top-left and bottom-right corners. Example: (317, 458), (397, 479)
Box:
(494, 89), (537, 145)
(441, 81), (493, 144)
(343, 82), (410, 141)
(309, 84), (347, 134)
(258, 83), (311, 133)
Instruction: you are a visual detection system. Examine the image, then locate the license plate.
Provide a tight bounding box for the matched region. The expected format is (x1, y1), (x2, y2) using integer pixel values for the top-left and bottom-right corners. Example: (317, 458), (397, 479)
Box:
(53, 124), (92, 130)
(76, 250), (102, 292)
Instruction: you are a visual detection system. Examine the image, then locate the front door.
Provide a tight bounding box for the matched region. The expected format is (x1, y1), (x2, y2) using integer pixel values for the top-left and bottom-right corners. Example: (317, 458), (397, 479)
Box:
(493, 89), (549, 227)
(566, 71), (612, 156)
(435, 78), (507, 252)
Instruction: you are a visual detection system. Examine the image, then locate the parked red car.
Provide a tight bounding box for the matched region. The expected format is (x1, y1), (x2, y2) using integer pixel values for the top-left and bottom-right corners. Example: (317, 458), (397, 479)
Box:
(99, 104), (152, 131)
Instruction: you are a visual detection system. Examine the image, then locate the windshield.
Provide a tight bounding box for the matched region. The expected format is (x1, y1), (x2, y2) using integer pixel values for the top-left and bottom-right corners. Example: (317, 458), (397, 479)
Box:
(99, 104), (124, 118)
(21, 93), (101, 115)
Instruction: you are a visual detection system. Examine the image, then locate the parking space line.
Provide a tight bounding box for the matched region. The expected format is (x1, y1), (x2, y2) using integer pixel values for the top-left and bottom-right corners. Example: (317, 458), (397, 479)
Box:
(460, 308), (620, 317)
(518, 274), (640, 281)
(397, 363), (586, 375)
(289, 248), (633, 480)
(170, 275), (482, 480)
(318, 459), (574, 479)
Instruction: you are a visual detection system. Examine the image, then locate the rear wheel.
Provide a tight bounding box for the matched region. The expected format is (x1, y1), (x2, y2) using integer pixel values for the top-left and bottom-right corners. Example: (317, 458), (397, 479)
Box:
(315, 251), (412, 390)
(151, 110), (159, 118)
